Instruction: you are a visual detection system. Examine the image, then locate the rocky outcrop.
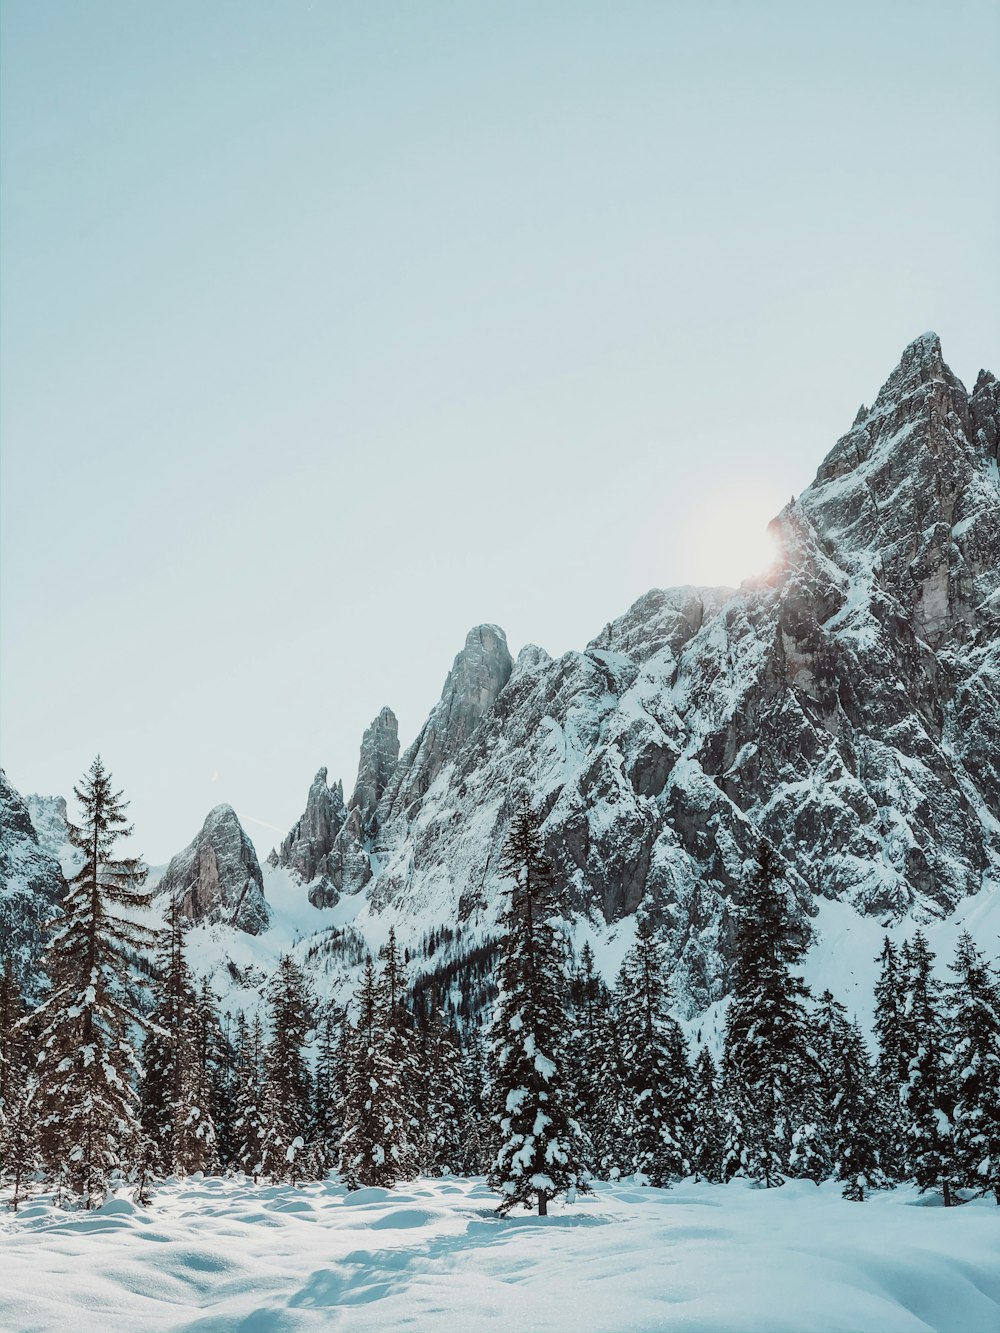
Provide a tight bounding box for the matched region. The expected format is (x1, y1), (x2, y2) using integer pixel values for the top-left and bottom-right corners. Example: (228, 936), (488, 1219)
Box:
(277, 709), (400, 908)
(349, 707), (399, 830)
(355, 335), (999, 1012)
(278, 769), (347, 885)
(23, 792), (83, 880)
(381, 625), (513, 820)
(0, 771), (67, 984)
(157, 805), (270, 935)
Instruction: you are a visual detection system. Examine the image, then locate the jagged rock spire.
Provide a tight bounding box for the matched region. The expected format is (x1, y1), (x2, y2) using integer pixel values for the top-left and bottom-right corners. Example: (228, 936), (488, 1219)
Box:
(349, 707), (399, 831)
(157, 804), (270, 935)
(277, 768), (347, 885)
(382, 625), (513, 819)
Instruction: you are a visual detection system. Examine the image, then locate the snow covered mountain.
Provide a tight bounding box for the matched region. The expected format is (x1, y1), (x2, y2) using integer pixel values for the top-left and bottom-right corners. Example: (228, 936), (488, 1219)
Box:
(7, 334), (998, 1017)
(259, 332), (999, 1010)
(0, 773), (66, 987)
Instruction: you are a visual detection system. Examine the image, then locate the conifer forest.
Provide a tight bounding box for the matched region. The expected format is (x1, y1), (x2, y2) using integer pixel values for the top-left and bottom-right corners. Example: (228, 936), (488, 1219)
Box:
(3, 761), (997, 1221)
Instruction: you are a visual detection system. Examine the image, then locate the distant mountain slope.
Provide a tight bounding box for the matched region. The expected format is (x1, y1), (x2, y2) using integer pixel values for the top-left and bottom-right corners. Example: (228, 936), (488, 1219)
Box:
(0, 772), (66, 986)
(272, 333), (995, 1012)
(10, 335), (998, 1019)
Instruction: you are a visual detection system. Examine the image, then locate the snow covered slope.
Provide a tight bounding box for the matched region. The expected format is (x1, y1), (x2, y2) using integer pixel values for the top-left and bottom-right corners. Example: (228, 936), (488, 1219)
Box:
(2, 1176), (998, 1333)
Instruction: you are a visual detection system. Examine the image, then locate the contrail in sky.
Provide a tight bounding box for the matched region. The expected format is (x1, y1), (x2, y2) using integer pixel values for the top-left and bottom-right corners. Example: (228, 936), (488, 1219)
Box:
(237, 813), (286, 834)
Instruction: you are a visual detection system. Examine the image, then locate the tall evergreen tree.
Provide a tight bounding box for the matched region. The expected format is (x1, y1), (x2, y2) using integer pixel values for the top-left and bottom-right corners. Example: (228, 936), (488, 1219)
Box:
(899, 931), (956, 1204)
(338, 957), (417, 1189)
(592, 984), (630, 1178)
(311, 1004), (346, 1179)
(414, 992), (468, 1176)
(378, 928), (421, 1177)
(1, 962), (38, 1208)
(614, 918), (692, 1185)
(232, 1012), (267, 1179)
(721, 843), (814, 1188)
(690, 1047), (725, 1183)
(812, 990), (886, 1200)
(564, 942), (610, 1165)
(458, 1022), (491, 1175)
(872, 936), (906, 1180)
(258, 955), (314, 1182)
(141, 901), (217, 1176)
(947, 932), (1000, 1203)
(488, 796), (589, 1215)
(32, 757), (158, 1206)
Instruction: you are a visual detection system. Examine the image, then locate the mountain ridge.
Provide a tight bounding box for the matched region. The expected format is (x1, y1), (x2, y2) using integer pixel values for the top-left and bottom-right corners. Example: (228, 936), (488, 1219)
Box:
(6, 334), (998, 1017)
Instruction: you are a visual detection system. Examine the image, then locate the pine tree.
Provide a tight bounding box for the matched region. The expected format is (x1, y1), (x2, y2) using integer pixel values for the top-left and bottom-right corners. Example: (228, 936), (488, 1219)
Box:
(899, 931), (956, 1204)
(32, 757), (158, 1207)
(458, 1023), (491, 1175)
(378, 928), (421, 1180)
(592, 985), (629, 1178)
(872, 936), (906, 1180)
(690, 1047), (725, 1183)
(258, 955), (314, 1182)
(232, 1012), (267, 1179)
(614, 918), (692, 1186)
(414, 993), (467, 1175)
(947, 932), (1000, 1203)
(311, 1004), (346, 1179)
(141, 901), (217, 1177)
(721, 843), (814, 1188)
(338, 957), (417, 1189)
(1, 963), (38, 1208)
(564, 942), (610, 1166)
(812, 990), (886, 1200)
(488, 796), (589, 1215)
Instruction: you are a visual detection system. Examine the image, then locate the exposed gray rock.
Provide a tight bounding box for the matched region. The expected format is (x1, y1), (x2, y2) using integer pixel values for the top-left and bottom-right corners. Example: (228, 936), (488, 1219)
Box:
(24, 792), (83, 881)
(356, 335), (1000, 1013)
(349, 707), (399, 830)
(157, 804), (270, 935)
(0, 771), (66, 984)
(277, 710), (400, 908)
(381, 625), (513, 820)
(278, 768), (347, 885)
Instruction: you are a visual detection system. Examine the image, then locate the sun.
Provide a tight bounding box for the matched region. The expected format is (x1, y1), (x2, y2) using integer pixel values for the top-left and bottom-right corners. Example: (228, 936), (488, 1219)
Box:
(677, 487), (785, 588)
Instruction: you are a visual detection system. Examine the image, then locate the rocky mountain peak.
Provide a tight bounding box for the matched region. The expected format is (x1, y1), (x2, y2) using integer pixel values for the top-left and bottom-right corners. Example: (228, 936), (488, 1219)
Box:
(278, 769), (347, 885)
(799, 333), (999, 650)
(157, 803), (269, 935)
(381, 625), (514, 818)
(349, 706), (400, 829)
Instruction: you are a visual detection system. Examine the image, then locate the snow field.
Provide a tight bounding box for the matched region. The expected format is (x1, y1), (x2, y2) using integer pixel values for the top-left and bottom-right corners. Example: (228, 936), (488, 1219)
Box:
(2, 1177), (998, 1333)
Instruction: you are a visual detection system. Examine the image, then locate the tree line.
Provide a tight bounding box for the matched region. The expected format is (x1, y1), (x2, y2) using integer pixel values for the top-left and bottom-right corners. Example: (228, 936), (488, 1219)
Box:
(1, 760), (998, 1214)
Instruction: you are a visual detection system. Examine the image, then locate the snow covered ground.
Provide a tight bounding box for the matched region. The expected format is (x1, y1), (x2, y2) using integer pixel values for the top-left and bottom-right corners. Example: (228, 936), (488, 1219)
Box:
(2, 1177), (998, 1333)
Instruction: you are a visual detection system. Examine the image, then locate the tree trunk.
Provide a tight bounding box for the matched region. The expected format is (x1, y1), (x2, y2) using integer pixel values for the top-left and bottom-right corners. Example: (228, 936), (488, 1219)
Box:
(537, 1191), (547, 1216)
(942, 1178), (953, 1208)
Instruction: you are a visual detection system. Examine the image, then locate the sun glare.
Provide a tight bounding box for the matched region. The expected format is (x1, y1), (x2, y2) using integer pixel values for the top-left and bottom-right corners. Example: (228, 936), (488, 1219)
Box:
(677, 489), (785, 589)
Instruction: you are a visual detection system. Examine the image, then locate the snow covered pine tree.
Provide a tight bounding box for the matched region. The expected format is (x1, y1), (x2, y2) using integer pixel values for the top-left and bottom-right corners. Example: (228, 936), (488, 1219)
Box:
(141, 898), (218, 1177)
(613, 916), (693, 1186)
(721, 842), (815, 1188)
(31, 757), (158, 1207)
(947, 932), (1000, 1204)
(488, 794), (589, 1215)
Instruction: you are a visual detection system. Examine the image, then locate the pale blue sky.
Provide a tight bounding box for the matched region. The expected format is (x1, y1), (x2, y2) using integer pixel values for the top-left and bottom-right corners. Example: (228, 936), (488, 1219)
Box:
(3, 1), (998, 862)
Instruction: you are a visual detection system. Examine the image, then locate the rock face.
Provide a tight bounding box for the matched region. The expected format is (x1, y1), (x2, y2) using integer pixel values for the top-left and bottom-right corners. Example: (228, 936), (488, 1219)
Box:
(23, 793), (75, 873)
(350, 707), (400, 830)
(347, 335), (998, 1011)
(381, 625), (514, 821)
(0, 771), (66, 984)
(157, 805), (270, 935)
(276, 708), (400, 907)
(278, 769), (347, 885)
